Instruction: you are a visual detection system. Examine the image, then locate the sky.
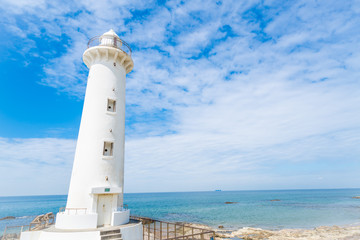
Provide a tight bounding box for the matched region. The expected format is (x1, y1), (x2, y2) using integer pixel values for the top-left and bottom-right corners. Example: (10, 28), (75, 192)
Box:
(0, 0), (359, 196)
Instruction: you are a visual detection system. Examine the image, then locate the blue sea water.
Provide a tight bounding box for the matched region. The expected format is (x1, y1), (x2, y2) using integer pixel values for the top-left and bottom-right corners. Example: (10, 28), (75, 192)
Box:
(1, 189), (360, 233)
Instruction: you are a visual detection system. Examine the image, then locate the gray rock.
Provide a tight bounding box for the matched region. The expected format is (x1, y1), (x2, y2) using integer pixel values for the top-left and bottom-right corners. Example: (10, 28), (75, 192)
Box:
(0, 216), (16, 221)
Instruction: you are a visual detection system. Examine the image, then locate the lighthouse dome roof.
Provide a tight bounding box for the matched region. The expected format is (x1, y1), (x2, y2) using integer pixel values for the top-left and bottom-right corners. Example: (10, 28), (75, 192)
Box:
(101, 29), (120, 39)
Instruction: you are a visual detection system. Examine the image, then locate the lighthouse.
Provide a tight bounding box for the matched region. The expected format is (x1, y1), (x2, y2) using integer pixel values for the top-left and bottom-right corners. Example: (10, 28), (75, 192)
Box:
(20, 30), (142, 240)
(55, 29), (133, 230)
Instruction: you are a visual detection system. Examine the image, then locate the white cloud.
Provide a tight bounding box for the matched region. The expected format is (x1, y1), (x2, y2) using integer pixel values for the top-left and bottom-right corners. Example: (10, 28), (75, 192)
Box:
(0, 138), (76, 196)
(124, 127), (360, 192)
(0, 0), (360, 194)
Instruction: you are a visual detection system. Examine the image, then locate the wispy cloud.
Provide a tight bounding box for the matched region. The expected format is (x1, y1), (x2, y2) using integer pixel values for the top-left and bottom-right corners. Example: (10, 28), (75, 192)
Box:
(0, 0), (359, 194)
(0, 138), (75, 196)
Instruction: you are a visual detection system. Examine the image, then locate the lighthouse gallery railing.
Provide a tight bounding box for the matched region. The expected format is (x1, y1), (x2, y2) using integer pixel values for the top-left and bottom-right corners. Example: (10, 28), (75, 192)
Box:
(87, 35), (132, 56)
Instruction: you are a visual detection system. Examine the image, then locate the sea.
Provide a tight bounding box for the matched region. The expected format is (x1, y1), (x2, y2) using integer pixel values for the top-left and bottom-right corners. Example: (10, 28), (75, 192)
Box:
(1, 189), (360, 233)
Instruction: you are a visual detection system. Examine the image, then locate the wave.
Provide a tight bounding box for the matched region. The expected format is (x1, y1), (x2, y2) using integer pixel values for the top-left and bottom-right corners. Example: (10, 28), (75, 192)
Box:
(16, 216), (33, 219)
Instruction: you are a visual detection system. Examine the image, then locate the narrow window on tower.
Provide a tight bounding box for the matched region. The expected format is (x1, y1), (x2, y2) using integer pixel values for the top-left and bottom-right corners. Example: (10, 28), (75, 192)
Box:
(103, 142), (113, 156)
(107, 99), (116, 112)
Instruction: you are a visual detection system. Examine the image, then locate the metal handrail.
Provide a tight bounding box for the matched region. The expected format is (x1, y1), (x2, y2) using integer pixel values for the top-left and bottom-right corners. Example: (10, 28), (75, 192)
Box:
(131, 216), (216, 240)
(116, 204), (129, 212)
(59, 205), (128, 214)
(2, 225), (29, 240)
(58, 207), (87, 215)
(87, 35), (132, 56)
(1, 213), (55, 239)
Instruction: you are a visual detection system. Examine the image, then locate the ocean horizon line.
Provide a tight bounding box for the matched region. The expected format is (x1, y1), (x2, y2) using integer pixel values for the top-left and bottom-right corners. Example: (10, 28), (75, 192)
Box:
(1, 187), (359, 198)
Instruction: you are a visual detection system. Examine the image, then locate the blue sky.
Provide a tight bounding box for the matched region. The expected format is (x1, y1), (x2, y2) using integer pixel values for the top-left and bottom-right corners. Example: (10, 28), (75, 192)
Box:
(0, 0), (359, 196)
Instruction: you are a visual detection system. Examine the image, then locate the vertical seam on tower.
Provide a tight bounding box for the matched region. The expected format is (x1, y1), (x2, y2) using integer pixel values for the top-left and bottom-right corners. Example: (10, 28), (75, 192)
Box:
(113, 51), (119, 63)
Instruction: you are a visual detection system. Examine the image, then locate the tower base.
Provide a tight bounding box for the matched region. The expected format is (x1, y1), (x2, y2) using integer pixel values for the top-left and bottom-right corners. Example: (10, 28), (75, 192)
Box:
(20, 221), (142, 240)
(55, 209), (130, 229)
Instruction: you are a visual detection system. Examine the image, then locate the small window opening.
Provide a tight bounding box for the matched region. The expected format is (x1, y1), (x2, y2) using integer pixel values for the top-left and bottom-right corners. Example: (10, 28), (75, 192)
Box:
(103, 142), (113, 156)
(107, 99), (116, 112)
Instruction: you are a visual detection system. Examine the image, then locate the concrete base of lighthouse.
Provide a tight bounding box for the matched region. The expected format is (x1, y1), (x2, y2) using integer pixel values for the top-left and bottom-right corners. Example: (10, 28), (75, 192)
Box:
(20, 220), (142, 240)
(20, 208), (139, 240)
(55, 209), (130, 229)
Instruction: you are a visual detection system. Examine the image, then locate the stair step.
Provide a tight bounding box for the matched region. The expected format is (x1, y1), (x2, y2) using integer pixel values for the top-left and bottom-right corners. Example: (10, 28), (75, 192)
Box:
(101, 233), (122, 240)
(100, 229), (122, 240)
(101, 236), (122, 240)
(100, 228), (123, 240)
(100, 229), (121, 235)
(101, 233), (121, 238)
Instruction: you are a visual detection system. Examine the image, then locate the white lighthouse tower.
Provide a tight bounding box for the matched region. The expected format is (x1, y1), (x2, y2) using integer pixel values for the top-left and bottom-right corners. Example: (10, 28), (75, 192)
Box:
(55, 29), (133, 230)
(21, 30), (142, 240)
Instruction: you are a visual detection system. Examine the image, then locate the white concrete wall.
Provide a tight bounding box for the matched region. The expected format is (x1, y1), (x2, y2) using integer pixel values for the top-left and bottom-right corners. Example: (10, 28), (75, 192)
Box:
(20, 231), (42, 240)
(40, 231), (100, 240)
(21, 231), (100, 240)
(20, 222), (142, 240)
(112, 209), (130, 226)
(55, 212), (98, 229)
(120, 222), (143, 240)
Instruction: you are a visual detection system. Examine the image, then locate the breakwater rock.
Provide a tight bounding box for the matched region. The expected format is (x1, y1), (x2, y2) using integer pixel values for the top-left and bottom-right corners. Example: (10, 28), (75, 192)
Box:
(0, 216), (16, 221)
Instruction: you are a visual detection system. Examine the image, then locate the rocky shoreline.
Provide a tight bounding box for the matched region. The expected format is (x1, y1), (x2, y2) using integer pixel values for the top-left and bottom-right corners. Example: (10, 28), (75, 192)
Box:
(188, 223), (360, 240)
